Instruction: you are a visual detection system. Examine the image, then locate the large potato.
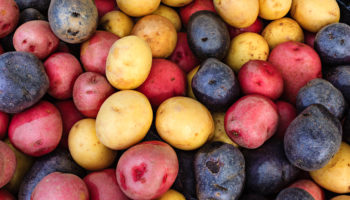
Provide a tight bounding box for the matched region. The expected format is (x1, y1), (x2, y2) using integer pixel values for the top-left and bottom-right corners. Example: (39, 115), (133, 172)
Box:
(152, 5), (182, 32)
(259, 0), (292, 20)
(106, 36), (152, 90)
(96, 90), (153, 150)
(99, 11), (134, 38)
(117, 0), (160, 17)
(214, 0), (259, 28)
(290, 0), (340, 33)
(156, 96), (214, 150)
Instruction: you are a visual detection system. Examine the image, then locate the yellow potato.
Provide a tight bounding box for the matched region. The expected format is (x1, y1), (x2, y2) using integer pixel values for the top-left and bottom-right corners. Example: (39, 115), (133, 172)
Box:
(331, 196), (350, 200)
(116, 0), (160, 17)
(96, 90), (153, 150)
(156, 97), (214, 150)
(106, 35), (152, 90)
(156, 189), (186, 200)
(225, 32), (269, 72)
(152, 5), (182, 31)
(68, 119), (117, 171)
(187, 65), (199, 99)
(161, 0), (193, 7)
(310, 142), (350, 194)
(291, 0), (340, 32)
(209, 112), (238, 147)
(214, 0), (259, 28)
(99, 11), (134, 38)
(259, 0), (292, 20)
(262, 17), (304, 49)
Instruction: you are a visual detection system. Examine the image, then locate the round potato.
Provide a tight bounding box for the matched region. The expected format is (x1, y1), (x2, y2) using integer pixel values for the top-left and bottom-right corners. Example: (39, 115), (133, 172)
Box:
(209, 112), (238, 147)
(259, 0), (292, 20)
(225, 32), (269, 72)
(291, 0), (340, 33)
(156, 96), (214, 150)
(152, 5), (181, 32)
(187, 65), (199, 99)
(214, 0), (259, 28)
(69, 119), (117, 171)
(132, 15), (177, 58)
(310, 142), (350, 193)
(100, 11), (134, 38)
(96, 90), (153, 150)
(106, 35), (152, 90)
(156, 189), (186, 200)
(117, 0), (160, 17)
(262, 17), (304, 49)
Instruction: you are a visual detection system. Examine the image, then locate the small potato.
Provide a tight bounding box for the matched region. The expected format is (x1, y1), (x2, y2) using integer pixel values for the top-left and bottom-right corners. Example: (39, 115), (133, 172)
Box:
(214, 0), (259, 28)
(187, 65), (199, 99)
(259, 0), (292, 20)
(96, 90), (153, 150)
(106, 36), (152, 90)
(152, 5), (181, 32)
(100, 11), (133, 38)
(225, 32), (269, 72)
(162, 0), (192, 7)
(262, 18), (304, 49)
(69, 119), (117, 171)
(209, 112), (238, 147)
(291, 0), (340, 33)
(117, 0), (160, 17)
(0, 0), (20, 38)
(157, 189), (185, 200)
(156, 96), (214, 150)
(132, 15), (177, 58)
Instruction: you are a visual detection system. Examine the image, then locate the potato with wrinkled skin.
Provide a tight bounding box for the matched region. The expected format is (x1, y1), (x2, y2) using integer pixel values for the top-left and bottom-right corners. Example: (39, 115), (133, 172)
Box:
(152, 5), (181, 32)
(117, 0), (160, 17)
(99, 11), (134, 38)
(259, 0), (292, 20)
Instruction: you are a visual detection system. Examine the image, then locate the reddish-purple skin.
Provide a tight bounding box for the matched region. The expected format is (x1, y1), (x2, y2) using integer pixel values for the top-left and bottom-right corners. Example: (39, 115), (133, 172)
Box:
(0, 189), (16, 200)
(0, 0), (19, 38)
(180, 0), (216, 27)
(228, 18), (264, 39)
(289, 179), (325, 200)
(95, 0), (118, 18)
(0, 141), (16, 188)
(274, 101), (297, 139)
(0, 111), (10, 139)
(304, 31), (316, 48)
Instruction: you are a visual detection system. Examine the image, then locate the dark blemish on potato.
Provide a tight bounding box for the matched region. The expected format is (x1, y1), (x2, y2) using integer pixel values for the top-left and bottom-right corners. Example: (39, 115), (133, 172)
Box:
(231, 131), (240, 137)
(112, 106), (120, 112)
(71, 12), (80, 18)
(201, 37), (208, 42)
(214, 184), (228, 191)
(22, 40), (27, 44)
(302, 113), (310, 117)
(279, 22), (284, 26)
(206, 160), (222, 174)
(162, 174), (168, 183)
(29, 45), (35, 52)
(171, 77), (175, 81)
(255, 80), (262, 86)
(34, 140), (43, 146)
(1, 23), (10, 31)
(328, 33), (335, 40)
(209, 80), (216, 85)
(67, 29), (80, 36)
(132, 163), (147, 183)
(86, 90), (95, 94)
(340, 39), (345, 45)
(293, 47), (299, 51)
(48, 42), (52, 48)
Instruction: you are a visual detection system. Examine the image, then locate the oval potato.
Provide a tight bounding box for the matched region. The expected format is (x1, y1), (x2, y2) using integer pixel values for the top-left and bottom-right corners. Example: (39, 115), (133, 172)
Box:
(100, 11), (134, 38)
(161, 0), (192, 7)
(152, 5), (182, 32)
(259, 0), (292, 20)
(116, 0), (160, 17)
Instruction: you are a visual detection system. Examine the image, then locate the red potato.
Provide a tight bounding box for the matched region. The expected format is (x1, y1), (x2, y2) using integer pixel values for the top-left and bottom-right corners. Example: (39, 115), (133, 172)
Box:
(31, 172), (89, 200)
(304, 31), (316, 48)
(268, 41), (322, 104)
(13, 20), (59, 59)
(84, 169), (130, 200)
(80, 31), (119, 75)
(8, 101), (62, 157)
(289, 179), (325, 200)
(44, 52), (83, 100)
(238, 60), (284, 100)
(0, 141), (16, 188)
(179, 0), (216, 27)
(95, 0), (118, 18)
(116, 141), (179, 200)
(0, 111), (10, 139)
(55, 100), (84, 148)
(0, 0), (19, 38)
(224, 94), (279, 149)
(274, 101), (297, 139)
(0, 189), (16, 200)
(138, 59), (186, 108)
(228, 17), (264, 39)
(73, 72), (115, 118)
(169, 32), (200, 73)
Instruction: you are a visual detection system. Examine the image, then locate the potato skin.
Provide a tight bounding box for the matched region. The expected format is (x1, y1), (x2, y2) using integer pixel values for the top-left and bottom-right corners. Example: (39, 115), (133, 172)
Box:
(275, 101), (297, 139)
(156, 189), (185, 200)
(0, 0), (20, 38)
(0, 141), (16, 188)
(99, 11), (133, 38)
(259, 0), (292, 20)
(289, 179), (325, 200)
(162, 0), (192, 7)
(186, 65), (199, 99)
(179, 0), (216, 27)
(94, 0), (117, 18)
(117, 0), (160, 17)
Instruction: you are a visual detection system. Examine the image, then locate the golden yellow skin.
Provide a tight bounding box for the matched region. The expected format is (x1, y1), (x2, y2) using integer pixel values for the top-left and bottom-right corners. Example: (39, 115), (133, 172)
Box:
(116, 0), (160, 17)
(262, 17), (304, 49)
(259, 0), (292, 20)
(209, 112), (238, 147)
(96, 90), (153, 150)
(106, 35), (152, 90)
(187, 65), (199, 99)
(156, 97), (214, 150)
(214, 0), (259, 28)
(157, 189), (186, 200)
(291, 0), (340, 32)
(161, 0), (193, 7)
(331, 196), (350, 200)
(310, 142), (350, 194)
(225, 32), (269, 72)
(68, 119), (117, 171)
(99, 11), (134, 38)
(152, 5), (182, 31)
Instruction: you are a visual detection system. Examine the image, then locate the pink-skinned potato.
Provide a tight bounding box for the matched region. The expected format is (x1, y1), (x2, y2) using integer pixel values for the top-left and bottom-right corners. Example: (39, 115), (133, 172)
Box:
(228, 17), (264, 39)
(179, 0), (216, 27)
(84, 169), (130, 200)
(44, 52), (83, 99)
(95, 0), (118, 18)
(289, 179), (325, 200)
(8, 101), (62, 157)
(268, 41), (322, 104)
(80, 31), (119, 75)
(0, 0), (19, 38)
(224, 94), (279, 149)
(0, 111), (10, 139)
(13, 20), (59, 59)
(0, 141), (16, 188)
(274, 101), (297, 139)
(31, 172), (89, 200)
(0, 189), (15, 200)
(116, 141), (179, 200)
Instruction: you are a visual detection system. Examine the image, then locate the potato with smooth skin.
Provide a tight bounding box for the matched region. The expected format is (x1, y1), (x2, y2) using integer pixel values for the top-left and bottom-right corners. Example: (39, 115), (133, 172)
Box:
(0, 0), (19, 38)
(157, 190), (185, 200)
(99, 11), (134, 38)
(96, 90), (153, 150)
(162, 0), (192, 7)
(106, 36), (152, 90)
(179, 0), (216, 27)
(117, 0), (160, 17)
(153, 5), (181, 32)
(259, 0), (292, 20)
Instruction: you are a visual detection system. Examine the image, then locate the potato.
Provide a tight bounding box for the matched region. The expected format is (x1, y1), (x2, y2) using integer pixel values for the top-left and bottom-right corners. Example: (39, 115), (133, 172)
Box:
(214, 0), (259, 28)
(179, 0), (216, 27)
(262, 17), (304, 49)
(69, 119), (117, 171)
(156, 189), (186, 200)
(225, 32), (269, 72)
(94, 0), (117, 18)
(132, 15), (177, 58)
(99, 11), (134, 38)
(290, 0), (340, 32)
(310, 142), (350, 193)
(259, 0), (292, 20)
(187, 65), (199, 99)
(96, 90), (153, 150)
(0, 0), (19, 38)
(106, 36), (152, 90)
(162, 0), (192, 7)
(153, 5), (181, 32)
(289, 179), (325, 200)
(209, 112), (238, 147)
(156, 96), (214, 150)
(116, 0), (160, 17)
